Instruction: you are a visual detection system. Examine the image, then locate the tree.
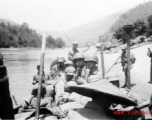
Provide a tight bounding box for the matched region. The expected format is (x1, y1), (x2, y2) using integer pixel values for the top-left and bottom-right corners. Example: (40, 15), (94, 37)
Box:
(55, 37), (65, 48)
(146, 15), (152, 37)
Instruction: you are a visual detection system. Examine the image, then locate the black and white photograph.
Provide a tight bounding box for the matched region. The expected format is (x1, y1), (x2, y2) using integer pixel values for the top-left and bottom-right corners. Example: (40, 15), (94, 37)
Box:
(0, 0), (152, 119)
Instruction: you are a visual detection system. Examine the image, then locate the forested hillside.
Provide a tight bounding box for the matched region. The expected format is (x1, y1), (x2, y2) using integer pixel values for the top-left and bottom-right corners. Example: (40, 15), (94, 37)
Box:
(100, 1), (152, 50)
(0, 22), (65, 48)
(110, 1), (152, 32)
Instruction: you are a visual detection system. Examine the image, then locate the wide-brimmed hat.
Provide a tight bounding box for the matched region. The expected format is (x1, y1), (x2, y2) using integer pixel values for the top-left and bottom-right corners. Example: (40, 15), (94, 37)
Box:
(68, 80), (137, 106)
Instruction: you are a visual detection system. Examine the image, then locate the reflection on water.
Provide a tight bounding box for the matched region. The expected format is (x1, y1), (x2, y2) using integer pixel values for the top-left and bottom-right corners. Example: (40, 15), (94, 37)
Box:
(1, 49), (69, 104)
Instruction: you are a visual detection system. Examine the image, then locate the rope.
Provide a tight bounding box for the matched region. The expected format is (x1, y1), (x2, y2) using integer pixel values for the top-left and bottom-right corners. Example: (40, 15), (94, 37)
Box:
(42, 1), (72, 44)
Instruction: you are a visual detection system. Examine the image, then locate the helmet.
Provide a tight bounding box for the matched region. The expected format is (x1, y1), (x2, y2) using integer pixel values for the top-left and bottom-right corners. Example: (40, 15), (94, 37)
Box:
(65, 60), (73, 65)
(73, 52), (85, 60)
(65, 67), (76, 75)
(85, 53), (98, 63)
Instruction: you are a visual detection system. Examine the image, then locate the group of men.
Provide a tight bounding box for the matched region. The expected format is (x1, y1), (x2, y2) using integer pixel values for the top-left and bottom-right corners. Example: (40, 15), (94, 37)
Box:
(18, 42), (152, 120)
(1, 41), (152, 120)
(22, 41), (103, 111)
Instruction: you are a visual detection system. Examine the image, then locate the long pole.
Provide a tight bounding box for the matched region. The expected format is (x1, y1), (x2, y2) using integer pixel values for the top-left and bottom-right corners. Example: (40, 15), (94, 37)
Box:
(127, 35), (131, 90)
(106, 55), (121, 74)
(99, 36), (105, 78)
(35, 32), (46, 120)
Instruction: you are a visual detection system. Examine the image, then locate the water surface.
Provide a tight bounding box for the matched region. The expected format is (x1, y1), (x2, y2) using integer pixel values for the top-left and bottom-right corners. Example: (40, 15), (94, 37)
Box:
(1, 48), (69, 104)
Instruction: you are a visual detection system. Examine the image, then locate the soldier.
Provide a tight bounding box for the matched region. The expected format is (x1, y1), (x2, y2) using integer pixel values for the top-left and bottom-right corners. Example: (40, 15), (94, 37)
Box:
(68, 41), (79, 61)
(54, 66), (77, 106)
(117, 45), (136, 88)
(73, 52), (87, 84)
(47, 57), (66, 82)
(73, 53), (102, 84)
(147, 46), (152, 83)
(84, 53), (102, 83)
(0, 53), (14, 119)
(67, 80), (136, 120)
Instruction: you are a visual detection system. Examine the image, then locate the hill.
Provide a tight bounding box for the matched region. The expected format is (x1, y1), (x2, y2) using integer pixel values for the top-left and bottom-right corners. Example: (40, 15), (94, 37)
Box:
(110, 1), (152, 32)
(0, 18), (18, 26)
(66, 12), (124, 47)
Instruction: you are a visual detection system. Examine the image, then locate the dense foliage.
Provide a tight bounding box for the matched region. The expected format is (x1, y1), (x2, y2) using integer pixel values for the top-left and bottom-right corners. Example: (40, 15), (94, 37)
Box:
(110, 1), (152, 32)
(100, 1), (152, 45)
(0, 22), (65, 48)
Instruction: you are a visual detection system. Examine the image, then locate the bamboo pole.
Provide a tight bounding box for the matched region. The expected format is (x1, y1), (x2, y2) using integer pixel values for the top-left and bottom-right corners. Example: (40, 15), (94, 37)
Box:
(35, 32), (46, 120)
(106, 55), (121, 74)
(99, 36), (105, 78)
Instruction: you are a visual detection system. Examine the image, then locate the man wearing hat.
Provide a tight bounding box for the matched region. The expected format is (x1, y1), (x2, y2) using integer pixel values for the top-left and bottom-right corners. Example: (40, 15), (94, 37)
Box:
(73, 52), (87, 84)
(0, 53), (14, 119)
(117, 44), (136, 88)
(67, 80), (137, 120)
(68, 41), (79, 61)
(76, 53), (102, 84)
(47, 57), (66, 82)
(54, 66), (78, 106)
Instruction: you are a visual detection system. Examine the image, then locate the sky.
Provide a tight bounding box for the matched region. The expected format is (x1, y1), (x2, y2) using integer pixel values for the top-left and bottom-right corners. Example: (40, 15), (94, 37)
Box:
(0, 0), (150, 32)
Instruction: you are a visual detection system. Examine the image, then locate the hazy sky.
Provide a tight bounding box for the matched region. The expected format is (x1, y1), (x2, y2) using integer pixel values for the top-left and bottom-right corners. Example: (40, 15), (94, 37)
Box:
(0, 0), (150, 32)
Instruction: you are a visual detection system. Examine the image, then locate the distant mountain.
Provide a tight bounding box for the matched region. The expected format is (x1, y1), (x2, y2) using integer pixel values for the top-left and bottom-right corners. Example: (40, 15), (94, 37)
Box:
(65, 12), (125, 47)
(110, 1), (152, 32)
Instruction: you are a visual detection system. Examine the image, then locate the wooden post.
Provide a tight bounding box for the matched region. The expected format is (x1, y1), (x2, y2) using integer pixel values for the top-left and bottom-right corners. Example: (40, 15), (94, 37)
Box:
(99, 36), (105, 79)
(35, 32), (46, 120)
(123, 24), (134, 90)
(127, 35), (131, 89)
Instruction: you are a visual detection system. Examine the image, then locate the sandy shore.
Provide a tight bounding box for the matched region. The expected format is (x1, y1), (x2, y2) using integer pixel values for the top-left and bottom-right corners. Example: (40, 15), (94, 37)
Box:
(97, 44), (152, 99)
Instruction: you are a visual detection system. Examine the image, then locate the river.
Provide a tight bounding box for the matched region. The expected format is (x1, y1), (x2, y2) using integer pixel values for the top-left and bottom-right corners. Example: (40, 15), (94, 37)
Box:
(1, 45), (151, 105)
(1, 48), (69, 104)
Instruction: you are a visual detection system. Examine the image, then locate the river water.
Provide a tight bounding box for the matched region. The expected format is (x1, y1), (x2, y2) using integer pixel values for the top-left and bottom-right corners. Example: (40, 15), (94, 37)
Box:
(1, 48), (69, 104)
(2, 46), (150, 104)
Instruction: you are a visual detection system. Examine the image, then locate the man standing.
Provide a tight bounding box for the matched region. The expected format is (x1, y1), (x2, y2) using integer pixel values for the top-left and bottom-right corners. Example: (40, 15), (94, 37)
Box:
(147, 46), (152, 83)
(119, 45), (136, 88)
(68, 41), (79, 61)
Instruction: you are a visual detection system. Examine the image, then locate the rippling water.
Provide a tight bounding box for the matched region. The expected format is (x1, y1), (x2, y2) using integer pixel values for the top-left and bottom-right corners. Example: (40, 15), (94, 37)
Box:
(1, 48), (69, 104)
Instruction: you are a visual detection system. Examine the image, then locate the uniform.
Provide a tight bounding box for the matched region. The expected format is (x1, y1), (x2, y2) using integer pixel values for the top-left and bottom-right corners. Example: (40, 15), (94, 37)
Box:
(68, 49), (79, 61)
(121, 50), (136, 87)
(87, 68), (102, 83)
